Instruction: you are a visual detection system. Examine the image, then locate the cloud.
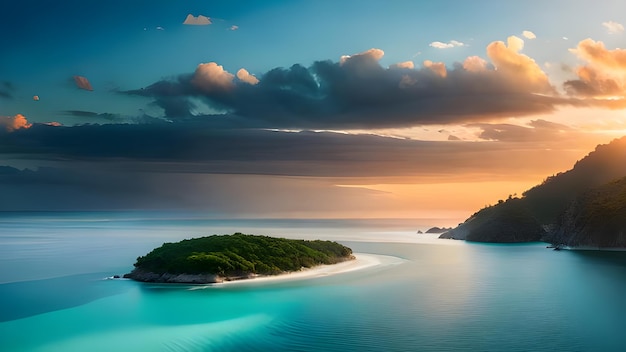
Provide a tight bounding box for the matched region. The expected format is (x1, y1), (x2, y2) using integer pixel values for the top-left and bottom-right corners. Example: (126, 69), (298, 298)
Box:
(603, 21), (624, 34)
(62, 110), (122, 121)
(486, 36), (553, 93)
(0, 114), (62, 133)
(423, 60), (447, 77)
(229, 25), (239, 31)
(429, 40), (465, 49)
(462, 56), (489, 72)
(340, 48), (385, 65)
(191, 62), (235, 93)
(125, 41), (566, 128)
(183, 14), (211, 25)
(473, 119), (574, 142)
(522, 30), (536, 39)
(0, 114), (31, 132)
(153, 96), (198, 117)
(0, 120), (599, 182)
(564, 39), (626, 99)
(73, 75), (93, 91)
(390, 61), (414, 70)
(236, 68), (259, 85)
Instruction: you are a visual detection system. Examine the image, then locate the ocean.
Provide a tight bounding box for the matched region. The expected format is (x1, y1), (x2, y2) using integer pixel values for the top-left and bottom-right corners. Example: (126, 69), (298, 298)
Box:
(1, 212), (626, 351)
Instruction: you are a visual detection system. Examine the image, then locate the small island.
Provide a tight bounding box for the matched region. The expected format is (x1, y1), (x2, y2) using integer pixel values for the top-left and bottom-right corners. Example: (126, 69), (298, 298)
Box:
(425, 226), (452, 234)
(124, 233), (355, 284)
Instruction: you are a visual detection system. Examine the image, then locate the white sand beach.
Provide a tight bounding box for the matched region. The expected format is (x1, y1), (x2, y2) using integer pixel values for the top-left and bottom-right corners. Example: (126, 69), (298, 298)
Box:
(189, 253), (399, 288)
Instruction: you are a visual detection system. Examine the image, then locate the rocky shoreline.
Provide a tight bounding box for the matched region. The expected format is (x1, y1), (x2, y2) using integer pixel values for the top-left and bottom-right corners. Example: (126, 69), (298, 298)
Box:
(124, 256), (357, 284)
(123, 269), (258, 284)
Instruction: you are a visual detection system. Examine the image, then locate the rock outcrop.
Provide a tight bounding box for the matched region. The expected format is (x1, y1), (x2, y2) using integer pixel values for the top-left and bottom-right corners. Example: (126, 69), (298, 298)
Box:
(123, 270), (224, 284)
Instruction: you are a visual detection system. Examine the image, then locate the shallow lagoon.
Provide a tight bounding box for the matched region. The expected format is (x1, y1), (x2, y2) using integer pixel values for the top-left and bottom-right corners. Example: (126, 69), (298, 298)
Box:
(2, 212), (626, 351)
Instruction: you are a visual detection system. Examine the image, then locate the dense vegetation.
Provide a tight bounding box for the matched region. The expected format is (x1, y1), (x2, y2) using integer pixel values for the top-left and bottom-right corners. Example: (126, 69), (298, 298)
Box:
(553, 176), (626, 247)
(442, 198), (545, 243)
(522, 136), (626, 224)
(441, 136), (626, 245)
(130, 233), (354, 277)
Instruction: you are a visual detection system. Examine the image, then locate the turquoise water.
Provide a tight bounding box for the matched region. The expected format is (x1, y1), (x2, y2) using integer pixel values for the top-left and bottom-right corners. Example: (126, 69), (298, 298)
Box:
(2, 213), (626, 351)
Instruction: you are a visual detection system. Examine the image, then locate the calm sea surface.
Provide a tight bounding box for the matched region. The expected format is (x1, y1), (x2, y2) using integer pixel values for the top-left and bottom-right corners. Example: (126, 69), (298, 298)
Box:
(1, 212), (626, 351)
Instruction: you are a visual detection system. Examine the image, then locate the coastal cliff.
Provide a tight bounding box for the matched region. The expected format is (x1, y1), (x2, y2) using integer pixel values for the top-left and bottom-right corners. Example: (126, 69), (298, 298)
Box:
(440, 198), (545, 242)
(124, 233), (354, 283)
(551, 176), (626, 248)
(440, 136), (626, 247)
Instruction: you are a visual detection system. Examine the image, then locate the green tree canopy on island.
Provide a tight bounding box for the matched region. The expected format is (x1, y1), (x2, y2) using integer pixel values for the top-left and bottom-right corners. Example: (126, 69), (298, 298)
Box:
(131, 233), (353, 277)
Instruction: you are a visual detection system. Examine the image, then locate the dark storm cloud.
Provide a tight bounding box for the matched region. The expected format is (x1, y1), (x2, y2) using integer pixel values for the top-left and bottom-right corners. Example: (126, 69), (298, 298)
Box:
(151, 97), (197, 118)
(473, 119), (575, 143)
(62, 110), (122, 121)
(123, 47), (568, 129)
(129, 75), (195, 97)
(0, 120), (593, 179)
(0, 113), (610, 212)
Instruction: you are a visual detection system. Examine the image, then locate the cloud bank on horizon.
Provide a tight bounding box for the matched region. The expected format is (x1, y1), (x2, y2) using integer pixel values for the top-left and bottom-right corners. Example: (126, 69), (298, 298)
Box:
(2, 0), (626, 216)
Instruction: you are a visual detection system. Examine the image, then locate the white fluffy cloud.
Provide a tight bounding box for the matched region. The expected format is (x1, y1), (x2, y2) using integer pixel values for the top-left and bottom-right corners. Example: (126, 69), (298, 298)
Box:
(565, 39), (626, 98)
(340, 48), (385, 65)
(191, 62), (235, 92)
(236, 69), (259, 85)
(429, 40), (465, 49)
(486, 36), (552, 93)
(462, 56), (488, 72)
(423, 60), (447, 77)
(603, 21), (624, 34)
(183, 14), (211, 25)
(522, 30), (536, 39)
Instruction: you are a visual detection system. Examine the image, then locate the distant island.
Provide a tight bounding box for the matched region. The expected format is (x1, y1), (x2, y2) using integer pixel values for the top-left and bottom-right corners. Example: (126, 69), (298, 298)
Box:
(441, 136), (626, 248)
(424, 227), (452, 234)
(124, 233), (354, 283)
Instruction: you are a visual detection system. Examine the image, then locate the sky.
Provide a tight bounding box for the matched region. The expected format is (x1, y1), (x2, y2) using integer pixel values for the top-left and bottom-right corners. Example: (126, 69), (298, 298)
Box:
(1, 0), (626, 222)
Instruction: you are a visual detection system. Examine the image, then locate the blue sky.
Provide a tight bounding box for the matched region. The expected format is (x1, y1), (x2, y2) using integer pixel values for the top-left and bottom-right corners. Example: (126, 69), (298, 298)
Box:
(2, 0), (625, 122)
(1, 1), (626, 219)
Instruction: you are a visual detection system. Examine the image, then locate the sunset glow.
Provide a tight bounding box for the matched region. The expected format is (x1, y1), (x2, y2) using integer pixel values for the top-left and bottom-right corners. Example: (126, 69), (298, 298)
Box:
(1, 1), (626, 222)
